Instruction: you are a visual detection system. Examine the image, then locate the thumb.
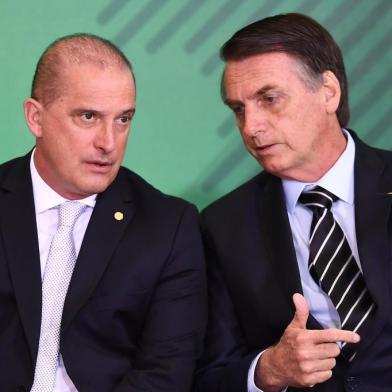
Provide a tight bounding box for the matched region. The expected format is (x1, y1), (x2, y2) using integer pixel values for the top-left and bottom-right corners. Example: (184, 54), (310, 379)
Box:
(290, 293), (309, 329)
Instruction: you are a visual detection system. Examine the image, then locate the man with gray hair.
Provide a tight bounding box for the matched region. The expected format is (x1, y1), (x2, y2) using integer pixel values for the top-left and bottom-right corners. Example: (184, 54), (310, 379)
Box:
(195, 13), (392, 392)
(0, 34), (206, 391)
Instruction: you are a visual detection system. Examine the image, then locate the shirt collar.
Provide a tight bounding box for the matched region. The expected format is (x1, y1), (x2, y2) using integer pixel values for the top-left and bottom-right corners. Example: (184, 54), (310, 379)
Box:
(30, 149), (97, 214)
(283, 129), (355, 214)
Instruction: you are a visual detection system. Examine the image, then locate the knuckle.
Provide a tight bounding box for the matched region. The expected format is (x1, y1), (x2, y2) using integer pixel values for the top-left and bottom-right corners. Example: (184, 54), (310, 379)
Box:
(326, 342), (340, 357)
(295, 348), (308, 362)
(295, 331), (309, 346)
(329, 329), (348, 342)
(293, 333), (303, 345)
(328, 330), (339, 341)
(299, 361), (312, 374)
(332, 344), (341, 356)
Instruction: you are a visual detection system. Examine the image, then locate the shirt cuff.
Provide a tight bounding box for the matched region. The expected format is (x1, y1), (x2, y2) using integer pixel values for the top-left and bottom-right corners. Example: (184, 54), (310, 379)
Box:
(247, 351), (288, 392)
(247, 351), (264, 392)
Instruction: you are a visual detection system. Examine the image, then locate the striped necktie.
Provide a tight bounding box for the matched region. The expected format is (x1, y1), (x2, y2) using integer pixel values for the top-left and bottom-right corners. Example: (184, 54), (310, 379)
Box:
(299, 186), (375, 362)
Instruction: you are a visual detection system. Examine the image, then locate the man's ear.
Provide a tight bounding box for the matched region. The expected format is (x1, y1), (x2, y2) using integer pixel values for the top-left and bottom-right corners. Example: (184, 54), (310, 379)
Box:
(23, 98), (44, 137)
(322, 70), (341, 115)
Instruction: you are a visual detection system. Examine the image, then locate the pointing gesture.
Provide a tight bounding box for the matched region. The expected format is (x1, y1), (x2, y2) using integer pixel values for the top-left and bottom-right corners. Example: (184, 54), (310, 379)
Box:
(254, 293), (360, 391)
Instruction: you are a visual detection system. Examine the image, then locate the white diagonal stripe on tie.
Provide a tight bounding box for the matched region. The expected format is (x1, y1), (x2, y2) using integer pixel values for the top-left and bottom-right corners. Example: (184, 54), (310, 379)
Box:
(327, 255), (353, 296)
(309, 220), (336, 269)
(309, 208), (328, 243)
(335, 271), (361, 310)
(320, 235), (345, 282)
(352, 303), (375, 334)
(341, 288), (367, 327)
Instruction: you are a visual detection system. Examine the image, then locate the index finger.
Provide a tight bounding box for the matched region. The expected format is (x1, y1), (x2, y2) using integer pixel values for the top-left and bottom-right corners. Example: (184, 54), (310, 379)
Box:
(309, 328), (360, 345)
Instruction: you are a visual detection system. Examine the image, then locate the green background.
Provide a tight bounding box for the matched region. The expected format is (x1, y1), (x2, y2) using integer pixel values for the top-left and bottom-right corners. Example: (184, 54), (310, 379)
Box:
(0, 0), (391, 208)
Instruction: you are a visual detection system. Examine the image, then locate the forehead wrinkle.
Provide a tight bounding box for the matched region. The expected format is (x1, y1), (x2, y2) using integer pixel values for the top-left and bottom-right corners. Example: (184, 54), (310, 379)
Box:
(224, 54), (296, 105)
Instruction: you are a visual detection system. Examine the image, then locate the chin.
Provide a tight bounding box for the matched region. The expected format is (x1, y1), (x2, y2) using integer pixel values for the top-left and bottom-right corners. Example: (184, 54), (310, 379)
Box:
(78, 179), (113, 197)
(261, 161), (288, 177)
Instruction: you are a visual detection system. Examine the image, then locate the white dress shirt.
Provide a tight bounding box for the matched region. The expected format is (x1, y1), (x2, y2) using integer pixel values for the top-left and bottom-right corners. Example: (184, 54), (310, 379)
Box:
(30, 151), (96, 392)
(248, 131), (360, 391)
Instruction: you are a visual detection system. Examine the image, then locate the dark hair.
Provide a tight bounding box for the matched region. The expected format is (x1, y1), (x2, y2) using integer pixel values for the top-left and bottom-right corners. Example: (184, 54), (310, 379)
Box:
(31, 33), (135, 106)
(221, 13), (349, 127)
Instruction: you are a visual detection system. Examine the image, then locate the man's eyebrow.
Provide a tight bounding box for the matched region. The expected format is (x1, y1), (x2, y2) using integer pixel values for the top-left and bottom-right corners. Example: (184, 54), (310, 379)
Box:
(121, 107), (136, 115)
(224, 84), (279, 106)
(224, 97), (242, 107)
(71, 107), (136, 115)
(251, 85), (277, 99)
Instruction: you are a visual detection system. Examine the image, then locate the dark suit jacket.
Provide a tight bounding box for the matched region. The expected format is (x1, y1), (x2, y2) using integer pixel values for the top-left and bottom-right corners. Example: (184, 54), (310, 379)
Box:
(195, 133), (392, 392)
(0, 153), (207, 392)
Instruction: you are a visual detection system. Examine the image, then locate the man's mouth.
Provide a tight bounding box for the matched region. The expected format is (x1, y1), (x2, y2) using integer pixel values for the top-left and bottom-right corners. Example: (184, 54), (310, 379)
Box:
(255, 143), (275, 152)
(85, 160), (114, 173)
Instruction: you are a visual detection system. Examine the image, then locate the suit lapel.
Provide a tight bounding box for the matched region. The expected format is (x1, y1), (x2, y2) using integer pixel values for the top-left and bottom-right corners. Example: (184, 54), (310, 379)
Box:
(61, 171), (136, 332)
(353, 137), (392, 352)
(0, 154), (42, 361)
(258, 175), (304, 307)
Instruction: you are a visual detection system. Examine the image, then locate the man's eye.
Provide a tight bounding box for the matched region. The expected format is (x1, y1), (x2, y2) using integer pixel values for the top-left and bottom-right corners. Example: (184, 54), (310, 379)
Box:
(264, 93), (283, 105)
(81, 112), (95, 120)
(118, 115), (131, 124)
(231, 106), (244, 115)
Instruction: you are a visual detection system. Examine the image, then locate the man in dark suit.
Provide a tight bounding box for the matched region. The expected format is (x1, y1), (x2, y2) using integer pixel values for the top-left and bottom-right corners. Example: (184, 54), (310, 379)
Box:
(195, 13), (392, 392)
(0, 34), (206, 391)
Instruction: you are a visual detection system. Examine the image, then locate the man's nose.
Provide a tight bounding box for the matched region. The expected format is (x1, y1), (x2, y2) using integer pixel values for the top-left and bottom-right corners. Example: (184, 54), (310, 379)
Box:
(94, 122), (115, 153)
(241, 106), (266, 138)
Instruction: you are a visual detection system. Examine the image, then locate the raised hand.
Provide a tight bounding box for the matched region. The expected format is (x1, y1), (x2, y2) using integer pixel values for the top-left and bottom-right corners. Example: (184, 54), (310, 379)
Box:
(254, 293), (360, 391)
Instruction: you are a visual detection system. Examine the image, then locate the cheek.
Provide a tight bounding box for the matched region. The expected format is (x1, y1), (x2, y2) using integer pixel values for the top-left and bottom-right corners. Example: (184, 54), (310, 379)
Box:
(49, 136), (86, 171)
(282, 106), (316, 142)
(240, 133), (253, 152)
(113, 132), (126, 157)
(118, 134), (129, 149)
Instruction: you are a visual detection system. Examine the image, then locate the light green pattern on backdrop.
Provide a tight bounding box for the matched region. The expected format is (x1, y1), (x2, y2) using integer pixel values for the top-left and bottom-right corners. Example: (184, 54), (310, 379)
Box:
(0, 0), (390, 208)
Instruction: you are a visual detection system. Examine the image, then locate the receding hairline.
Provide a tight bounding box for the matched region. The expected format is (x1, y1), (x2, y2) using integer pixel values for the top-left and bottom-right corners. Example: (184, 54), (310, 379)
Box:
(31, 33), (135, 106)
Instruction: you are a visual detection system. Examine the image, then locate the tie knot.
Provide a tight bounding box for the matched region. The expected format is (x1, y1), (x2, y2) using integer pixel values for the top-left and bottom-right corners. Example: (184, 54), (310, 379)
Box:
(58, 201), (87, 227)
(298, 186), (338, 211)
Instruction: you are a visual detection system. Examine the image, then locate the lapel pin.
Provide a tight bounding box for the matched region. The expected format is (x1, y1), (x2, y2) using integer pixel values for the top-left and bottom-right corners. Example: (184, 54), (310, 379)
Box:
(114, 211), (124, 221)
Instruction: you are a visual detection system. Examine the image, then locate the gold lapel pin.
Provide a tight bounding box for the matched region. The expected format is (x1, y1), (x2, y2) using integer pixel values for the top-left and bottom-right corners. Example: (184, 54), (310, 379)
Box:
(114, 211), (124, 221)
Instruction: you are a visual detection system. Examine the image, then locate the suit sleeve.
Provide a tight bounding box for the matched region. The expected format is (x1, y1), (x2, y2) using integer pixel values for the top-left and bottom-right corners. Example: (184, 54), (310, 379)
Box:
(193, 213), (261, 392)
(115, 204), (207, 392)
